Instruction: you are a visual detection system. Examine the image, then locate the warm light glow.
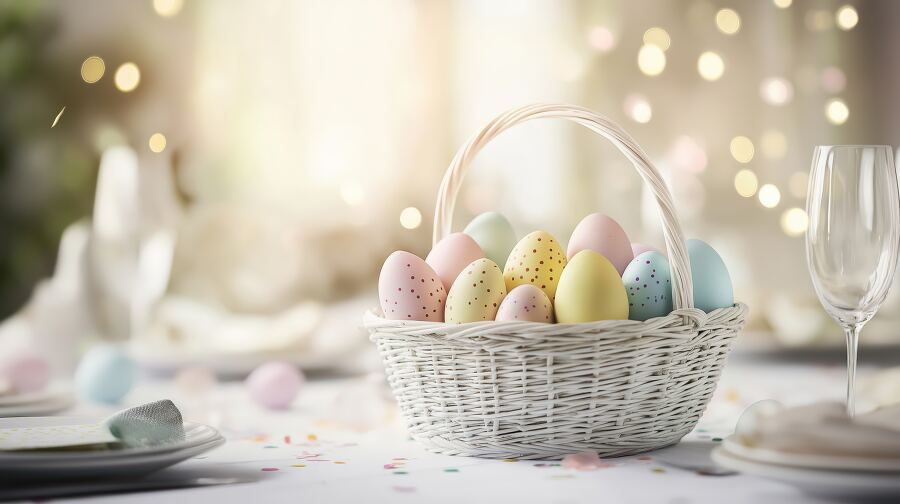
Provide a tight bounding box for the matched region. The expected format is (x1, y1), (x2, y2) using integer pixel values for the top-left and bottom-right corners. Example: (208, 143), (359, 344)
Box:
(761, 130), (788, 160)
(759, 77), (794, 106)
(773, 0), (792, 8)
(637, 44), (666, 76)
(81, 56), (105, 83)
(148, 133), (167, 153)
(698, 52), (724, 81)
(399, 207), (422, 229)
(153, 0), (183, 17)
(588, 26), (616, 52)
(114, 63), (141, 92)
(759, 184), (782, 208)
(821, 66), (847, 93)
(789, 172), (809, 198)
(836, 5), (859, 30)
(806, 10), (833, 31)
(624, 94), (652, 123)
(734, 170), (759, 198)
(826, 98), (849, 125)
(730, 136), (755, 164)
(716, 8), (741, 35)
(340, 183), (365, 206)
(643, 27), (671, 51)
(781, 208), (809, 237)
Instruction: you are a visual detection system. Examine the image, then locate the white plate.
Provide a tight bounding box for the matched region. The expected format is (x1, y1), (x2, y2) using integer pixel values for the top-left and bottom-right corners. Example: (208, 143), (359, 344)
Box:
(0, 382), (72, 407)
(0, 394), (73, 418)
(712, 447), (900, 498)
(722, 436), (900, 473)
(0, 417), (221, 461)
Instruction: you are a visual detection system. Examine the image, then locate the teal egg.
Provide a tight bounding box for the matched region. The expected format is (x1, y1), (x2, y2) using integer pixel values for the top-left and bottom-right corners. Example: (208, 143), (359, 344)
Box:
(687, 239), (734, 312)
(75, 345), (136, 404)
(623, 251), (673, 321)
(463, 212), (517, 267)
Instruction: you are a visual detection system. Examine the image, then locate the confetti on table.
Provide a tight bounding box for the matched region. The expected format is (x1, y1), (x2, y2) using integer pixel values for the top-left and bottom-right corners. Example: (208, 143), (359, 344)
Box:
(503, 459), (518, 463)
(291, 464), (306, 468)
(712, 437), (723, 442)
(384, 463), (399, 469)
(637, 455), (652, 461)
(561, 451), (614, 471)
(444, 468), (459, 473)
(651, 467), (666, 474)
(263, 445), (278, 449)
(307, 433), (318, 441)
(394, 471), (408, 475)
(284, 435), (291, 444)
(51, 106), (65, 128)
(334, 461), (346, 465)
(392, 486), (416, 493)
(261, 467), (280, 472)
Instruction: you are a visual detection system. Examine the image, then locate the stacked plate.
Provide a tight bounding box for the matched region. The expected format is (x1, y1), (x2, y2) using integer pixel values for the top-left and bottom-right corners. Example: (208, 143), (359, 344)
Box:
(713, 436), (900, 498)
(0, 416), (225, 480)
(0, 382), (74, 417)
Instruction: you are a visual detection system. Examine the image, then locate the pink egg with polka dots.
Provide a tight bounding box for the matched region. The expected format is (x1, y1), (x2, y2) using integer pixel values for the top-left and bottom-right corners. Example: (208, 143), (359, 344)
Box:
(379, 251), (447, 321)
(495, 284), (554, 323)
(425, 233), (485, 291)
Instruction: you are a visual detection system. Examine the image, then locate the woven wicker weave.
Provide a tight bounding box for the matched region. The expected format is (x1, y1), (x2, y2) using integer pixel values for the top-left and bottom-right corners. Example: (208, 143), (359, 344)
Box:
(364, 103), (747, 459)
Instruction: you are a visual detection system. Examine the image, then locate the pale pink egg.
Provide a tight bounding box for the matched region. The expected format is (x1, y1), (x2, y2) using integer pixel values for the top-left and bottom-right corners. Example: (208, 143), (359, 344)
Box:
(631, 243), (662, 257)
(379, 251), (447, 321)
(495, 284), (554, 323)
(425, 233), (485, 290)
(0, 352), (49, 394)
(246, 362), (304, 410)
(567, 213), (633, 275)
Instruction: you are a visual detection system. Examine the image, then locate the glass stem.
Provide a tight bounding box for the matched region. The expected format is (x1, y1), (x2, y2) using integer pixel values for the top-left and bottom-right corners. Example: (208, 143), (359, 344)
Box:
(844, 323), (862, 419)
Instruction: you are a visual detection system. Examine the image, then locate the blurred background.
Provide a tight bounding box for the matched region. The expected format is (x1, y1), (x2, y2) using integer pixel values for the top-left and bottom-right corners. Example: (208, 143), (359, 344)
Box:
(1, 0), (899, 377)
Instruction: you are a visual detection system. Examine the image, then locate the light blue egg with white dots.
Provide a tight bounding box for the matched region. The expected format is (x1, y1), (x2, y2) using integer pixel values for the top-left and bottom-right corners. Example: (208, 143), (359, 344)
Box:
(75, 345), (136, 404)
(623, 251), (673, 321)
(687, 239), (734, 312)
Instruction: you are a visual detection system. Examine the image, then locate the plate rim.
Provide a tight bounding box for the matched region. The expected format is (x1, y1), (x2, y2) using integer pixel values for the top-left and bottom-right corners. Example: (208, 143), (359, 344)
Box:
(722, 435), (900, 473)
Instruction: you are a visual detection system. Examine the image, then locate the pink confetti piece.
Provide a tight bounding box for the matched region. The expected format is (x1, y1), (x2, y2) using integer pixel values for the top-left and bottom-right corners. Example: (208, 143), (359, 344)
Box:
(561, 451), (614, 471)
(261, 467), (280, 472)
(284, 435), (292, 444)
(637, 455), (652, 461)
(384, 463), (399, 469)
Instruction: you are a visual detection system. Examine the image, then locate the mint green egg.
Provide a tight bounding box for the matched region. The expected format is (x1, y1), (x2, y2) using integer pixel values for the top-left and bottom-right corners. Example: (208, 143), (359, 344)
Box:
(687, 239), (734, 312)
(463, 212), (516, 268)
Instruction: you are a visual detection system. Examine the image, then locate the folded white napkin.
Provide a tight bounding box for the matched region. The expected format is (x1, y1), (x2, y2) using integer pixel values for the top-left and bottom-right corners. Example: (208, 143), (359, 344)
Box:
(736, 401), (900, 459)
(104, 399), (185, 447)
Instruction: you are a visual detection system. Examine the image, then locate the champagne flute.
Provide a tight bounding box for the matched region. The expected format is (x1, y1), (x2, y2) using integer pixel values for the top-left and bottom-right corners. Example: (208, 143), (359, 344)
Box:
(806, 145), (900, 417)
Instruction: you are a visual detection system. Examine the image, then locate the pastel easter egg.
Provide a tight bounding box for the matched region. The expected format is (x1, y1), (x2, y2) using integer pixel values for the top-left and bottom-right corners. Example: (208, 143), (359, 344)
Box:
(445, 258), (507, 323)
(554, 250), (628, 323)
(463, 212), (517, 267)
(378, 251), (446, 321)
(504, 231), (566, 299)
(495, 284), (553, 323)
(567, 213), (634, 275)
(75, 345), (135, 404)
(631, 243), (661, 257)
(246, 361), (304, 410)
(688, 239), (734, 312)
(426, 233), (485, 290)
(0, 351), (50, 394)
(623, 251), (673, 321)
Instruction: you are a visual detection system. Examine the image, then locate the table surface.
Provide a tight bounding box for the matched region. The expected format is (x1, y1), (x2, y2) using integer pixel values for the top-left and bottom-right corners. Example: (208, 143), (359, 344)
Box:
(13, 352), (894, 504)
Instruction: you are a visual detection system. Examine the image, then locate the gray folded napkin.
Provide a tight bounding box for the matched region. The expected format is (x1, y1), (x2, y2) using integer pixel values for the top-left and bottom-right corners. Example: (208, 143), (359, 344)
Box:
(104, 399), (185, 447)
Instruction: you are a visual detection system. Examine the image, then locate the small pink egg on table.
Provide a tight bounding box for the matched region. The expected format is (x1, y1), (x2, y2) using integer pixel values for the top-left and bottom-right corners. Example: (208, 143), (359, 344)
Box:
(246, 362), (304, 410)
(0, 352), (50, 394)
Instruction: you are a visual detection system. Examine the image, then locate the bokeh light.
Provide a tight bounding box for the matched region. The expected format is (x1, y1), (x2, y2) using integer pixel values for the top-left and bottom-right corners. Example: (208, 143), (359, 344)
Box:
(623, 94), (652, 123)
(399, 207), (422, 229)
(806, 10), (833, 31)
(643, 27), (671, 51)
(637, 44), (666, 76)
(760, 130), (787, 159)
(81, 56), (105, 84)
(114, 63), (141, 92)
(148, 133), (167, 153)
(668, 136), (708, 173)
(759, 77), (794, 106)
(716, 8), (741, 35)
(836, 5), (859, 30)
(773, 0), (792, 8)
(826, 98), (849, 124)
(730, 136), (755, 163)
(758, 184), (782, 208)
(734, 169), (759, 198)
(698, 52), (724, 81)
(588, 26), (616, 52)
(780, 208), (809, 237)
(821, 66), (847, 93)
(153, 0), (184, 17)
(788, 171), (809, 198)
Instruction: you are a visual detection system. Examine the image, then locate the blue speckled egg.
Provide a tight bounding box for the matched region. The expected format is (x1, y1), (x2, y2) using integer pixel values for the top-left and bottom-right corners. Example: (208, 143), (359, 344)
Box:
(623, 251), (673, 321)
(687, 239), (734, 312)
(75, 345), (136, 404)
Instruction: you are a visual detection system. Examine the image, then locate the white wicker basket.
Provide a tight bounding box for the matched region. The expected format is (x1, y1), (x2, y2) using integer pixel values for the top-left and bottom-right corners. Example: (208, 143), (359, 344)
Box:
(364, 103), (747, 459)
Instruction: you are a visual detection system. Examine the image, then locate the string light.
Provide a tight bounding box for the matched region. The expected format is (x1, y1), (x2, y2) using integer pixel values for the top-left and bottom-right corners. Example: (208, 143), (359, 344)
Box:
(734, 170), (759, 198)
(716, 9), (741, 35)
(624, 94), (652, 123)
(773, 0), (792, 8)
(114, 63), (141, 92)
(760, 130), (788, 160)
(730, 136), (755, 163)
(826, 99), (849, 125)
(698, 52), (724, 81)
(780, 208), (809, 236)
(836, 5), (859, 30)
(788, 172), (809, 198)
(588, 26), (616, 52)
(153, 0), (183, 17)
(759, 184), (782, 208)
(399, 207), (422, 229)
(637, 44), (666, 76)
(81, 56), (105, 83)
(148, 133), (167, 153)
(759, 77), (794, 106)
(643, 27), (671, 51)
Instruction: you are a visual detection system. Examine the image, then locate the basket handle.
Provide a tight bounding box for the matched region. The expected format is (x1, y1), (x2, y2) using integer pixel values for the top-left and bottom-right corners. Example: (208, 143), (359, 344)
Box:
(433, 103), (694, 310)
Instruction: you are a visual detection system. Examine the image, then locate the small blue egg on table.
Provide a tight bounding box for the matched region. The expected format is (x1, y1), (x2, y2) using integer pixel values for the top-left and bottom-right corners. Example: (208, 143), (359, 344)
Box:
(687, 239), (734, 312)
(623, 251), (673, 321)
(75, 345), (136, 404)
